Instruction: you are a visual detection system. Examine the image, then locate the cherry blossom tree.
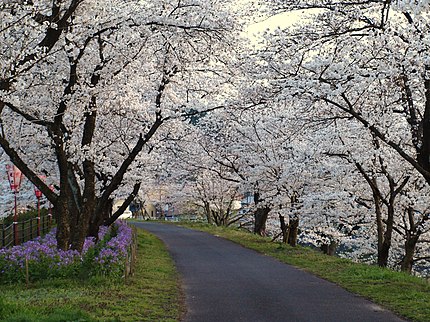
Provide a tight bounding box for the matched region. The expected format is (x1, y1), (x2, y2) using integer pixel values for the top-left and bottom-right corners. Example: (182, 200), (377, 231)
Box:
(256, 0), (430, 273)
(0, 0), (241, 251)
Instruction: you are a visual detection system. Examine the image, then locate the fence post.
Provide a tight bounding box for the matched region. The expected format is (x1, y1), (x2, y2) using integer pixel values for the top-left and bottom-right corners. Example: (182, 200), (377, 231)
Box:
(25, 257), (29, 288)
(130, 227), (137, 276)
(2, 216), (55, 248)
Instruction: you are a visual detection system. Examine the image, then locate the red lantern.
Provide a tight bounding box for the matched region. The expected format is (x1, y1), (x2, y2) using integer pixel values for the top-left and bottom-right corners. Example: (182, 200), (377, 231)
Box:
(6, 164), (24, 245)
(6, 164), (23, 192)
(34, 186), (43, 198)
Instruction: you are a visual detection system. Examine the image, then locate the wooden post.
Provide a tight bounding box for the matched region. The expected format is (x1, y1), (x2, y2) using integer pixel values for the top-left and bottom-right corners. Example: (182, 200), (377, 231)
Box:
(25, 257), (29, 288)
(124, 249), (129, 281)
(132, 228), (137, 275)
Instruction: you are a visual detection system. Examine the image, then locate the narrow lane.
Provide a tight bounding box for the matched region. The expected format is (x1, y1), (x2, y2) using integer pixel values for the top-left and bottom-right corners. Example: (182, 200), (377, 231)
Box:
(133, 222), (406, 322)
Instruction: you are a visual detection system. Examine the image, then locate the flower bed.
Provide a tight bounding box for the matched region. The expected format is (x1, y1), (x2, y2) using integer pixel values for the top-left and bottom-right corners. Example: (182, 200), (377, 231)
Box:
(0, 221), (133, 283)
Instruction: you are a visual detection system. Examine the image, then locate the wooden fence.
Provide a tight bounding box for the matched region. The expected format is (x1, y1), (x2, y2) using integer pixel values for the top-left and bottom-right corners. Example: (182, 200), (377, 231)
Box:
(0, 215), (54, 248)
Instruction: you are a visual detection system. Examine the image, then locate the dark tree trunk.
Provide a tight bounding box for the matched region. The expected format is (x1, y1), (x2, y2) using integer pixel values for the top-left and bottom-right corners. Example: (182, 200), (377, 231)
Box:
(53, 128), (74, 251)
(400, 207), (421, 274)
(67, 200), (80, 247)
(88, 198), (113, 239)
(417, 77), (430, 184)
(254, 207), (271, 236)
(287, 215), (299, 247)
(378, 202), (395, 267)
(321, 241), (337, 256)
(205, 203), (213, 224)
(401, 236), (418, 273)
(373, 188), (388, 267)
(212, 210), (218, 225)
(287, 193), (300, 247)
(378, 240), (390, 267)
(279, 214), (288, 243)
(69, 105), (97, 252)
(55, 198), (71, 251)
(71, 206), (93, 252)
(252, 189), (271, 236)
(328, 241), (337, 256)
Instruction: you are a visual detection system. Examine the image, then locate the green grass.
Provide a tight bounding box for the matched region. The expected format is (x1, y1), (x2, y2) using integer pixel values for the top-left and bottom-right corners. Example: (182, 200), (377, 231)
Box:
(0, 228), (182, 321)
(177, 222), (430, 322)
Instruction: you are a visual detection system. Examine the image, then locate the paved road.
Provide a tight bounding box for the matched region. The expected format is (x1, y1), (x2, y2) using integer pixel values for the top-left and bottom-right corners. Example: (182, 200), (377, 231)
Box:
(134, 222), (406, 322)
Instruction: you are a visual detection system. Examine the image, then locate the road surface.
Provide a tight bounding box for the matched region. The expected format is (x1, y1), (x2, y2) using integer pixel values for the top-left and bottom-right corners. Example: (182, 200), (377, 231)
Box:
(133, 222), (406, 322)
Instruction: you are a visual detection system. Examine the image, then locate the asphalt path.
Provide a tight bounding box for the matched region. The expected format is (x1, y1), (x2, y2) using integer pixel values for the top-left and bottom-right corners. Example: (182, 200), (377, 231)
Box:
(133, 222), (407, 322)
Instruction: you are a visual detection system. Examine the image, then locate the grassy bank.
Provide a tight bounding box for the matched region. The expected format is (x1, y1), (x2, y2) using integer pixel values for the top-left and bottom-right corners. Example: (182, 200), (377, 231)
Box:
(178, 222), (430, 322)
(0, 228), (181, 321)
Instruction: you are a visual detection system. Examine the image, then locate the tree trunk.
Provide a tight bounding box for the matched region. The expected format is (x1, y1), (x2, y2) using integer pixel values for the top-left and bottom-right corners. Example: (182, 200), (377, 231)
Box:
(67, 201), (80, 247)
(279, 214), (288, 243)
(417, 76), (430, 184)
(321, 241), (337, 256)
(204, 202), (213, 224)
(254, 207), (271, 236)
(55, 198), (70, 251)
(88, 198), (113, 239)
(328, 241), (337, 256)
(71, 206), (93, 252)
(212, 210), (219, 226)
(378, 203), (395, 267)
(373, 189), (388, 267)
(378, 240), (390, 267)
(54, 135), (73, 251)
(287, 215), (299, 247)
(401, 236), (418, 273)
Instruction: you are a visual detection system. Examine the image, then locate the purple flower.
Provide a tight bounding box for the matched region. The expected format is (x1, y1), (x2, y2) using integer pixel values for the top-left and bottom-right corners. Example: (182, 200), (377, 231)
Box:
(0, 221), (133, 282)
(93, 221), (133, 274)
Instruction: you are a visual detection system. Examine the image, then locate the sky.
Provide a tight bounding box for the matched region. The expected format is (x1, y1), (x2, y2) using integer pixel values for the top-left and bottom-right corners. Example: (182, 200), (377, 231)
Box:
(244, 9), (319, 42)
(246, 11), (301, 34)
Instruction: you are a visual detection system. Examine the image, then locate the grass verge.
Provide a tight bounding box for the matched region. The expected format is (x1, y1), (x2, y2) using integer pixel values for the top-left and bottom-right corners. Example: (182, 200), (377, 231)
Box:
(0, 228), (181, 322)
(178, 222), (430, 322)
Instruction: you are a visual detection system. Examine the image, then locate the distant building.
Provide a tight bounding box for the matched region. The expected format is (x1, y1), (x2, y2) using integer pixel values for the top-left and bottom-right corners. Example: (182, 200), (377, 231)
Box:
(112, 200), (133, 219)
